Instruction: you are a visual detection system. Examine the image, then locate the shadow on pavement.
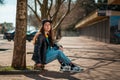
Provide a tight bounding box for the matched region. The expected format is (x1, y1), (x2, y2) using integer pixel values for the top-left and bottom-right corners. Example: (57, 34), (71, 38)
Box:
(69, 56), (120, 62)
(0, 48), (8, 51)
(24, 70), (81, 80)
(68, 55), (120, 79)
(24, 74), (51, 80)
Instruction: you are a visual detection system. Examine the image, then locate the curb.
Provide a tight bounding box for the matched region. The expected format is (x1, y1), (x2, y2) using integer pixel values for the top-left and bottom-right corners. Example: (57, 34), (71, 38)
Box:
(0, 70), (42, 75)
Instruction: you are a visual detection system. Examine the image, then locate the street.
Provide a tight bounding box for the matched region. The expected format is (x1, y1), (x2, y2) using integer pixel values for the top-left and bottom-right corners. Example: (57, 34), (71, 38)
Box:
(0, 36), (120, 80)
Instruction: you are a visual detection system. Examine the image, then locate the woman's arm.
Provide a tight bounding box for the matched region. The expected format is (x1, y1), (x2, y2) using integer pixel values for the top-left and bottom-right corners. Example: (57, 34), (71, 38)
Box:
(32, 34), (43, 64)
(32, 32), (41, 44)
(53, 42), (63, 51)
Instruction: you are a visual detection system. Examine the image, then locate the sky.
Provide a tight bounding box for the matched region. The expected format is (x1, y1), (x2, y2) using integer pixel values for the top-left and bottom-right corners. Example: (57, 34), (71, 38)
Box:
(0, 0), (17, 27)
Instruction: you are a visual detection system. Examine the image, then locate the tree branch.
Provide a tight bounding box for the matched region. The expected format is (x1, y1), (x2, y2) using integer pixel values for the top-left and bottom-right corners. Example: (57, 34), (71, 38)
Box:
(34, 0), (37, 12)
(27, 4), (41, 22)
(47, 0), (53, 19)
(51, 0), (63, 26)
(36, 0), (42, 6)
(61, 0), (65, 3)
(53, 0), (71, 30)
(51, 0), (63, 20)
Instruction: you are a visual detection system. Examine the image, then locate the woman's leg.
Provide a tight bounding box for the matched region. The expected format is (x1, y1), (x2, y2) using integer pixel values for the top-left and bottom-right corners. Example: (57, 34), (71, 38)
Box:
(45, 48), (84, 72)
(45, 48), (71, 65)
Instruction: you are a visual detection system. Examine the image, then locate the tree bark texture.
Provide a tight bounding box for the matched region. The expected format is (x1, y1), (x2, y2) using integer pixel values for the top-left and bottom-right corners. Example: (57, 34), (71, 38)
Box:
(12, 0), (27, 69)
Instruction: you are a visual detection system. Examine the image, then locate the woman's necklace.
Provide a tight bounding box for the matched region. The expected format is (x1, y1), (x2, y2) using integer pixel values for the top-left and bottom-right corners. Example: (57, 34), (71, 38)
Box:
(45, 32), (49, 38)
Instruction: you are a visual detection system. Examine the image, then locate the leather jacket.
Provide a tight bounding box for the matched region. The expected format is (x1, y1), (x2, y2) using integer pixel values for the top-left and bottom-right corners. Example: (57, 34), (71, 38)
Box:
(32, 33), (59, 64)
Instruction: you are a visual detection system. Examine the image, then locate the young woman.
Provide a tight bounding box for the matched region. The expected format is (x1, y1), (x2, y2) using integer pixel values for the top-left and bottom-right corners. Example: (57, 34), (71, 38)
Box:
(32, 19), (83, 72)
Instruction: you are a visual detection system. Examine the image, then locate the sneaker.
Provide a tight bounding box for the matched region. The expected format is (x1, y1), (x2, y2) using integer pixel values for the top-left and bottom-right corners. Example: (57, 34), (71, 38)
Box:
(60, 65), (71, 72)
(70, 66), (83, 73)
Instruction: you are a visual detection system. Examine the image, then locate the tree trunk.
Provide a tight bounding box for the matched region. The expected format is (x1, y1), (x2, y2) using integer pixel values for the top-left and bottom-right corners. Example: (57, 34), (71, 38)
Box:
(40, 0), (48, 19)
(12, 0), (27, 69)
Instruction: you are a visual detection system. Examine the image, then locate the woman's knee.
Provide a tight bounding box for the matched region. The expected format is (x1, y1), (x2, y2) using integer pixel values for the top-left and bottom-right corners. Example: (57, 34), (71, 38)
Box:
(57, 50), (63, 54)
(56, 50), (65, 57)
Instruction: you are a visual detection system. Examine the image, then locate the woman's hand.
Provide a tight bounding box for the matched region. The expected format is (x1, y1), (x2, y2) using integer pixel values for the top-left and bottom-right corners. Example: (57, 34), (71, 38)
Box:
(59, 46), (63, 51)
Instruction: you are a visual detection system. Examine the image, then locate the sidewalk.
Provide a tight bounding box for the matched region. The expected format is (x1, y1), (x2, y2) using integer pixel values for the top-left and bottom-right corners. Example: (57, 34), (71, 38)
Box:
(0, 37), (120, 80)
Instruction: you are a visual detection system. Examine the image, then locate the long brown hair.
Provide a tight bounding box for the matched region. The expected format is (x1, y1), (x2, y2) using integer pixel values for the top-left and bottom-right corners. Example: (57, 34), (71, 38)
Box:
(33, 22), (54, 46)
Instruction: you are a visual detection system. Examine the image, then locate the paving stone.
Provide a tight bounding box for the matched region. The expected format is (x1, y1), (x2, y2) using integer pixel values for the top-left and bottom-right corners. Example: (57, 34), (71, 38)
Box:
(0, 37), (120, 80)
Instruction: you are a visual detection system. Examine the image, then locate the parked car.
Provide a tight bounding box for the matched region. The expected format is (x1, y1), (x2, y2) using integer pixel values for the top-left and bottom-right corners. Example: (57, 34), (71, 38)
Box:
(27, 30), (38, 42)
(3, 30), (15, 41)
(3, 30), (38, 42)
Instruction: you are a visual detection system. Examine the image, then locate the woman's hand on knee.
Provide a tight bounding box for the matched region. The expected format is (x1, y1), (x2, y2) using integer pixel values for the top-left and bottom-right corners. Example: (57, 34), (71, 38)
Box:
(59, 46), (63, 51)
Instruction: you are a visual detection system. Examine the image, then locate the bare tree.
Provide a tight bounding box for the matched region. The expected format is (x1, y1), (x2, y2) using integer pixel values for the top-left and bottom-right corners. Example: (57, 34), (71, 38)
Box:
(77, 0), (97, 16)
(12, 0), (27, 69)
(28, 13), (40, 29)
(61, 0), (85, 30)
(27, 0), (75, 31)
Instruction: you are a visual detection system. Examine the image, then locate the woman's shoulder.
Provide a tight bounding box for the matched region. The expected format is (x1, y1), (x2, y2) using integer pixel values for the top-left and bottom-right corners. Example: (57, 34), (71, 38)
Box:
(35, 32), (43, 37)
(32, 32), (44, 44)
(35, 32), (46, 41)
(37, 32), (44, 38)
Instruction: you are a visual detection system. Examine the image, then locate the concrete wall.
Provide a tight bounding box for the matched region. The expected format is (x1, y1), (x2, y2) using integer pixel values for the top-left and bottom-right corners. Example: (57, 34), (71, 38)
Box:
(61, 31), (80, 36)
(79, 18), (110, 43)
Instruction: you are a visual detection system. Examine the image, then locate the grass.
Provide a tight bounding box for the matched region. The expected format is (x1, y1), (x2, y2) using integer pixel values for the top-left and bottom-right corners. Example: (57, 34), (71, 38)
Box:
(0, 66), (34, 71)
(0, 66), (14, 71)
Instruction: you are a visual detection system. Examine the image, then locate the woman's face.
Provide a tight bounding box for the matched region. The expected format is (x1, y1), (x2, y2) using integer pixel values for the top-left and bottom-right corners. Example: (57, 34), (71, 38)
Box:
(44, 22), (51, 32)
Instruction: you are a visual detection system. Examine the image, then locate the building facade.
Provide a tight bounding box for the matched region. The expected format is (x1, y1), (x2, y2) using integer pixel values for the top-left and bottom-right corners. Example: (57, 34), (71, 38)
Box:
(75, 0), (120, 43)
